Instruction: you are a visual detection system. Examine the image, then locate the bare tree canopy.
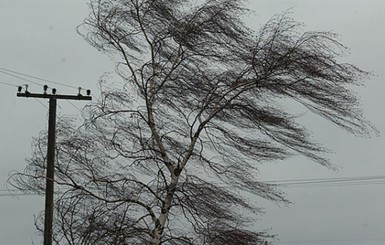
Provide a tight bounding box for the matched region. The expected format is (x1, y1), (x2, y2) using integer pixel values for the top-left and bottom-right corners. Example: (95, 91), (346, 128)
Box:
(11, 0), (375, 244)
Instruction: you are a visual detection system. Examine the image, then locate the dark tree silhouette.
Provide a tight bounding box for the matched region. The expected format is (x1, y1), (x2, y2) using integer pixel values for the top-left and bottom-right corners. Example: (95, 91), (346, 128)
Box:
(11, 0), (374, 244)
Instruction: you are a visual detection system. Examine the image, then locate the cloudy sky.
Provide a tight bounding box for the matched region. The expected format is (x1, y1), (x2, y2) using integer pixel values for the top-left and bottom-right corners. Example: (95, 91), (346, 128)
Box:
(1, 1), (384, 244)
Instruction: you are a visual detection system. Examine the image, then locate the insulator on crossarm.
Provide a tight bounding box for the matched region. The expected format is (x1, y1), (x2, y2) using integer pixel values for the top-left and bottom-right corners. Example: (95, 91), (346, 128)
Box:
(86, 89), (91, 96)
(52, 88), (56, 95)
(17, 86), (22, 93)
(43, 85), (48, 94)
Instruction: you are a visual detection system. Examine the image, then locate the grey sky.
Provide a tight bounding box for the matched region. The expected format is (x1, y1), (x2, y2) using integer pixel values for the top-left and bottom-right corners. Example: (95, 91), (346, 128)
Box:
(1, 1), (384, 244)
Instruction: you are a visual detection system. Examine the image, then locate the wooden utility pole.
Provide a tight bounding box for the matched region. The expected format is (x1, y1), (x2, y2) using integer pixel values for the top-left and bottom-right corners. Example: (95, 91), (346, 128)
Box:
(17, 85), (91, 245)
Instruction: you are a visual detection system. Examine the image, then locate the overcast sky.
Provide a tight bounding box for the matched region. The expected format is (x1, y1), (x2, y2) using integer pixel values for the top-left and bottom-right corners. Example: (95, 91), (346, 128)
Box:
(1, 1), (384, 244)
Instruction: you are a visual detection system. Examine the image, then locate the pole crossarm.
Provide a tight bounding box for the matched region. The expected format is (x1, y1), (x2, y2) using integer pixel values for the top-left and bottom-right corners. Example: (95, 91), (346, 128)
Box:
(17, 92), (92, 101)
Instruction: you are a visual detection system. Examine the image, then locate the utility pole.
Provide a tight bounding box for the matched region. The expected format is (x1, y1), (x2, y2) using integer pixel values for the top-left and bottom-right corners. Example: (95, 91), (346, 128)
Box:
(17, 85), (91, 245)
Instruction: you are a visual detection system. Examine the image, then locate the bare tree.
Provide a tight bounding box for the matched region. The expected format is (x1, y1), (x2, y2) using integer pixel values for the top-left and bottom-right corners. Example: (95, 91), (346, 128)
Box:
(11, 0), (375, 244)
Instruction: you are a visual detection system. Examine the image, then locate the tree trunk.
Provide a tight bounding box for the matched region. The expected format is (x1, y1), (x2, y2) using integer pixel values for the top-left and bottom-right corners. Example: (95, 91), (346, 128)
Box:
(151, 175), (179, 244)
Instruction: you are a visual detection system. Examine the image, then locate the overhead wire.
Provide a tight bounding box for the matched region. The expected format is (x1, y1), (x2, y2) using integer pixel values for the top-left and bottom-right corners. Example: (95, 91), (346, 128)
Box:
(2, 175), (385, 197)
(0, 80), (19, 88)
(54, 91), (85, 114)
(266, 175), (385, 183)
(264, 175), (385, 188)
(0, 69), (43, 87)
(0, 66), (103, 106)
(0, 67), (94, 111)
(0, 66), (79, 90)
(33, 98), (49, 109)
(278, 237), (385, 244)
(0, 78), (49, 109)
(66, 100), (83, 113)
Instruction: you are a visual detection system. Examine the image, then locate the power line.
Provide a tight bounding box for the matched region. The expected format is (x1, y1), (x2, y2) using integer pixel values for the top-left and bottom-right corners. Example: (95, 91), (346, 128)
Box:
(264, 175), (385, 188)
(0, 67), (94, 111)
(65, 100), (83, 113)
(0, 80), (49, 109)
(0, 66), (102, 105)
(0, 67), (79, 90)
(55, 92), (84, 113)
(278, 237), (385, 244)
(0, 80), (19, 88)
(0, 70), (43, 87)
(34, 99), (49, 109)
(0, 192), (40, 197)
(3, 175), (385, 197)
(265, 175), (385, 184)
